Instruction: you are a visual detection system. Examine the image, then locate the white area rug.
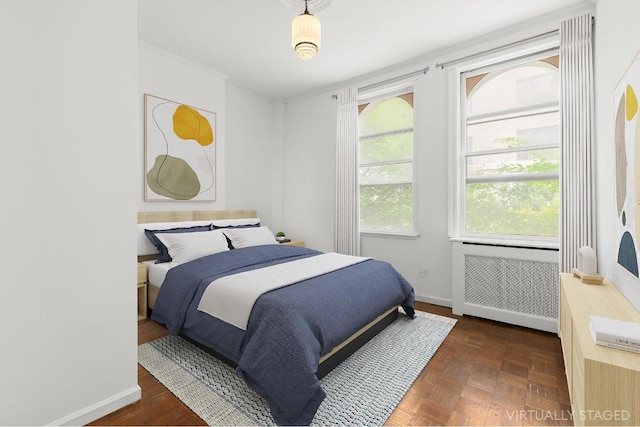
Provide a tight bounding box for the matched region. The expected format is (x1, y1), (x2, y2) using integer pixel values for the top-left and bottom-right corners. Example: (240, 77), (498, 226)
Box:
(138, 311), (456, 426)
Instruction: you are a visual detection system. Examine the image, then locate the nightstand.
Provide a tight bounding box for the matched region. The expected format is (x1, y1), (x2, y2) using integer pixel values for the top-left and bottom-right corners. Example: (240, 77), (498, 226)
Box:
(137, 262), (147, 322)
(280, 240), (305, 247)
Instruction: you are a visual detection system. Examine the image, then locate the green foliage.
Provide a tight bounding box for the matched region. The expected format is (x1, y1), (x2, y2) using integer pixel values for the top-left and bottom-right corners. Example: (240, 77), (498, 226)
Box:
(466, 137), (559, 237)
(466, 181), (559, 236)
(360, 132), (412, 164)
(360, 162), (412, 186)
(359, 96), (414, 232)
(360, 185), (413, 231)
(360, 97), (412, 135)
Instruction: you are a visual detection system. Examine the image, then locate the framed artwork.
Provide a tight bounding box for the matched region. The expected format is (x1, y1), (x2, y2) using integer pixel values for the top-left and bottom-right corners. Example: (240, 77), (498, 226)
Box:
(144, 93), (216, 201)
(614, 50), (640, 311)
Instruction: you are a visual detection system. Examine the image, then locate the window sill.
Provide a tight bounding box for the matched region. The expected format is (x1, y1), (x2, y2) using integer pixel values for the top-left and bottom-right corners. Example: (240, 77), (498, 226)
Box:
(449, 236), (559, 250)
(361, 231), (420, 239)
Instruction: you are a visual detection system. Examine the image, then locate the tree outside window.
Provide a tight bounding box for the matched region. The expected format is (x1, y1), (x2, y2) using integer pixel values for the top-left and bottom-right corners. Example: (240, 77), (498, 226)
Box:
(463, 57), (560, 240)
(358, 92), (414, 233)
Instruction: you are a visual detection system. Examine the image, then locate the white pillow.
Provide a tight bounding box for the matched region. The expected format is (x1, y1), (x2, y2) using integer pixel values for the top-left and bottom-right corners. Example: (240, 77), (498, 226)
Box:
(155, 229), (229, 265)
(137, 220), (213, 256)
(223, 226), (278, 248)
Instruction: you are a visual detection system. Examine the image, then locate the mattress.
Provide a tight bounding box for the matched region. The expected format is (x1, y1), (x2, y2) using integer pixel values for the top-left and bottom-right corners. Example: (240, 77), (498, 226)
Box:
(142, 260), (173, 288)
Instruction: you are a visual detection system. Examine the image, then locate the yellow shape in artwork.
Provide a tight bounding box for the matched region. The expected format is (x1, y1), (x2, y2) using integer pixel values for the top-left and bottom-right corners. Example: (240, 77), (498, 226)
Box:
(173, 105), (214, 146)
(626, 84), (638, 121)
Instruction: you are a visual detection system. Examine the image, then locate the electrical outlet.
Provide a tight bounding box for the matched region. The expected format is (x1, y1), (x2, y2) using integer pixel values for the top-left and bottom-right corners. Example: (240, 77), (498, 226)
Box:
(418, 268), (429, 279)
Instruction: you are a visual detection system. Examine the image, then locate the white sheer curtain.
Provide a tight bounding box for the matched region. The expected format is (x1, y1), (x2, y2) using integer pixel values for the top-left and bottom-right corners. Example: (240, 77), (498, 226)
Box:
(335, 85), (360, 256)
(560, 12), (596, 273)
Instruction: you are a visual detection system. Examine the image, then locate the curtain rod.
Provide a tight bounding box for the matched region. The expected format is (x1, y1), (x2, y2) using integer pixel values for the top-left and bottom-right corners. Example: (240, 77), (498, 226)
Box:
(463, 46), (559, 75)
(435, 29), (559, 70)
(331, 67), (429, 99)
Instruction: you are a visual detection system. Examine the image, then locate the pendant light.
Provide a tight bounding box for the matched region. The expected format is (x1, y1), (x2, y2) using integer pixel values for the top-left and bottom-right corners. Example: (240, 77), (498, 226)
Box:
(291, 0), (321, 60)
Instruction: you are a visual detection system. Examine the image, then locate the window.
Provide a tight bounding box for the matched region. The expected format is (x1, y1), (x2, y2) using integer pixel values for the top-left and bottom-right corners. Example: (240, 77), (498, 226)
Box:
(358, 90), (415, 233)
(460, 54), (560, 243)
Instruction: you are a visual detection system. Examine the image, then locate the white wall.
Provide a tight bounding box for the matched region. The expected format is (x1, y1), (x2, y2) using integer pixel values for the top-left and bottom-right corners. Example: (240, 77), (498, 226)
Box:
(0, 1), (139, 425)
(594, 0), (640, 309)
(282, 93), (337, 251)
(138, 43), (227, 211)
(225, 85), (284, 229)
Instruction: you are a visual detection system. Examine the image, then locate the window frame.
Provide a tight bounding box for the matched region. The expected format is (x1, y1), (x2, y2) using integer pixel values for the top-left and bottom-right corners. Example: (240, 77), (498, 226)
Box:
(358, 84), (419, 237)
(450, 47), (561, 248)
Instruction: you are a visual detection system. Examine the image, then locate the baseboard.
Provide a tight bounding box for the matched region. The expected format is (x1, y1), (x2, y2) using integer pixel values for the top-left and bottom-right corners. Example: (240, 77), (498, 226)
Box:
(47, 385), (141, 426)
(415, 294), (452, 308)
(462, 303), (558, 333)
(413, 295), (558, 332)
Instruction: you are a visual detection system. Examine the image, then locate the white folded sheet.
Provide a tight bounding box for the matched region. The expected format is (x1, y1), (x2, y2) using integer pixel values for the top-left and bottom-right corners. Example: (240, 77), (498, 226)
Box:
(197, 252), (371, 330)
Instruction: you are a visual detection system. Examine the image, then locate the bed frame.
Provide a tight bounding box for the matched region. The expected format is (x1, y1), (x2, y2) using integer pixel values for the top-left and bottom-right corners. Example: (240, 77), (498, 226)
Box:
(137, 210), (399, 378)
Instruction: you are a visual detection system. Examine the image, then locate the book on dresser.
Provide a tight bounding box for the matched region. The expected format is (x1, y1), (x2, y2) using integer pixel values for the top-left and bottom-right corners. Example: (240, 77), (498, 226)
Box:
(589, 315), (640, 354)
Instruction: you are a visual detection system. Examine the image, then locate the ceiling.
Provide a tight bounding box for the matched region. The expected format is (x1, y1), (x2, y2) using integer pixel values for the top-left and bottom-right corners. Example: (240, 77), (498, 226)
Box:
(137, 0), (591, 100)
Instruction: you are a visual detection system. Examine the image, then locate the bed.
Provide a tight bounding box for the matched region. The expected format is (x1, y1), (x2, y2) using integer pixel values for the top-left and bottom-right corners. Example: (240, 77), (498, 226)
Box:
(137, 210), (415, 425)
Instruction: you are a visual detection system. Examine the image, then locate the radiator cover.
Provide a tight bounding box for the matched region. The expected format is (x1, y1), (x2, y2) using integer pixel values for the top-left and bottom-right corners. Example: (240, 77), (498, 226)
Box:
(452, 242), (560, 332)
(464, 254), (559, 320)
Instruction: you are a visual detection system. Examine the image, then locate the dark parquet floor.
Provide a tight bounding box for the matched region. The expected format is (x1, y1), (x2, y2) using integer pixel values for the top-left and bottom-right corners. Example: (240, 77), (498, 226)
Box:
(91, 302), (572, 426)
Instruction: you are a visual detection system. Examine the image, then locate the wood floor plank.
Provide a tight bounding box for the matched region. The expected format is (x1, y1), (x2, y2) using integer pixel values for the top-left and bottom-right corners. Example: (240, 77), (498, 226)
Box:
(385, 407), (413, 426)
(91, 302), (572, 426)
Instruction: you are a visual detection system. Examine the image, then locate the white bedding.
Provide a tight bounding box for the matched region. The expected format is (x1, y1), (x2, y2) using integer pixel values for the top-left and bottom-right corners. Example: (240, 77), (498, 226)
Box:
(197, 252), (371, 330)
(143, 260), (173, 288)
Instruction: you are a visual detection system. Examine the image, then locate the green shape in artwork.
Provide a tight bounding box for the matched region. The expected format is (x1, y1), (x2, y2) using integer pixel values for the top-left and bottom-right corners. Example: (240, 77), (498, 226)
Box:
(147, 155), (200, 200)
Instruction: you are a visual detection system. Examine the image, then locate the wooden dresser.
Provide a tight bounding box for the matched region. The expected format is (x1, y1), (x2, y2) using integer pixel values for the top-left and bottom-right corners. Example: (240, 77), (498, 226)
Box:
(559, 273), (640, 426)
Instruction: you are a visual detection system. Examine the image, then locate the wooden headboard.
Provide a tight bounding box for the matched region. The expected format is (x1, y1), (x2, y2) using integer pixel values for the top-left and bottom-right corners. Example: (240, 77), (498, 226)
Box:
(138, 209), (257, 224)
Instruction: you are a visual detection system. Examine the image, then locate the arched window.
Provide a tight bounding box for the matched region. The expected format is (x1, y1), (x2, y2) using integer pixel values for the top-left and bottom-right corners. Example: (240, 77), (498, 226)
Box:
(358, 91), (414, 233)
(462, 56), (560, 240)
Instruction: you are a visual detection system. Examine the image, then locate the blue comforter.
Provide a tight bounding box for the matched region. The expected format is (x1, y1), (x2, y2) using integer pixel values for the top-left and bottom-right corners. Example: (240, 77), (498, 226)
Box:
(151, 244), (415, 425)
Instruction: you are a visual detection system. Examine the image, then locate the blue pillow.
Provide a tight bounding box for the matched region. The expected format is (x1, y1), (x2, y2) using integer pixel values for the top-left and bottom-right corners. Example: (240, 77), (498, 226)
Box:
(145, 224), (212, 263)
